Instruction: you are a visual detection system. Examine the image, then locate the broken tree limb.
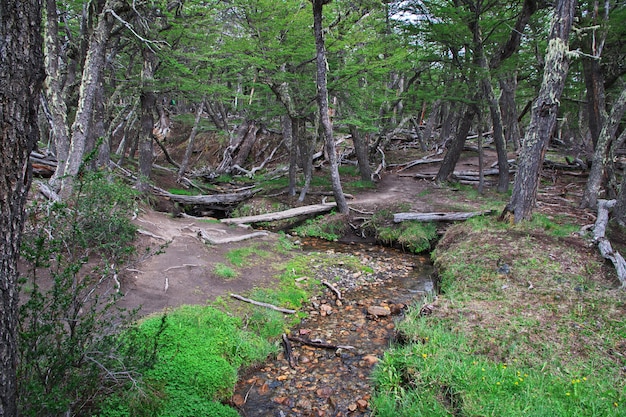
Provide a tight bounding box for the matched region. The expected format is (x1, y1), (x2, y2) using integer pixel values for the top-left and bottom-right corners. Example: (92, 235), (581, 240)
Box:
(287, 336), (354, 350)
(196, 228), (268, 245)
(593, 199), (626, 288)
(221, 202), (337, 225)
(393, 210), (493, 223)
(230, 293), (296, 314)
(282, 334), (296, 368)
(321, 280), (342, 300)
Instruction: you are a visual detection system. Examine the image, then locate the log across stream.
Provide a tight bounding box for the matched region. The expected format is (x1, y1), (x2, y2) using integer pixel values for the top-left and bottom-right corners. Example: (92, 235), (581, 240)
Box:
(232, 239), (435, 416)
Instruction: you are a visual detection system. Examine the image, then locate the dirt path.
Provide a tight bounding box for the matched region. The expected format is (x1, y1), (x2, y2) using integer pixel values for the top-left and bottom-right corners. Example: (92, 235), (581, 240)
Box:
(118, 149), (503, 317)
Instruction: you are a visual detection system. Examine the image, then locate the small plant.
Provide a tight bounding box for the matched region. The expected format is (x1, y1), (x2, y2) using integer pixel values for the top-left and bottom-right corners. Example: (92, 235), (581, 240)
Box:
(214, 263), (237, 279)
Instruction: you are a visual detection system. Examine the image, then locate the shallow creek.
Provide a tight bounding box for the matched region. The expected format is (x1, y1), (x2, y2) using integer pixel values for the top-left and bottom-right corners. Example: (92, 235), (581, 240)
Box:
(232, 240), (434, 417)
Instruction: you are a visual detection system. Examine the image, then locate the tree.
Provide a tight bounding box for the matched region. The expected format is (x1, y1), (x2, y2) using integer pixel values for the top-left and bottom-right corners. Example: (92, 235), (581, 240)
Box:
(312, 0), (348, 214)
(506, 0), (577, 223)
(0, 0), (44, 414)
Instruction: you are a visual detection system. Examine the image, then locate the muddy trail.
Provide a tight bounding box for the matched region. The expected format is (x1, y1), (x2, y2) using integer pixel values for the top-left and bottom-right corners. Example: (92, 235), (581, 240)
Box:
(232, 240), (435, 417)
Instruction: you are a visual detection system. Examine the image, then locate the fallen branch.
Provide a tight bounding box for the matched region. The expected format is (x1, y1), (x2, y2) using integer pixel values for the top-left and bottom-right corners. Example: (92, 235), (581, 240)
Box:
(282, 334), (296, 368)
(321, 280), (342, 300)
(287, 336), (354, 350)
(196, 229), (268, 245)
(593, 199), (626, 287)
(393, 210), (493, 223)
(230, 293), (296, 314)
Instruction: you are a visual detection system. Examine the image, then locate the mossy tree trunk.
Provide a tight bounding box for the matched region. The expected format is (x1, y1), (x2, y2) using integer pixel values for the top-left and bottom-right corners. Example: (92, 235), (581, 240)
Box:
(312, 0), (348, 213)
(506, 0), (577, 223)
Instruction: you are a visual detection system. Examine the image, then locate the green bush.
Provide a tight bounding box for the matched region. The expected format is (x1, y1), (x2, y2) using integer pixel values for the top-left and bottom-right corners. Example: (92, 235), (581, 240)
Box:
(18, 171), (153, 417)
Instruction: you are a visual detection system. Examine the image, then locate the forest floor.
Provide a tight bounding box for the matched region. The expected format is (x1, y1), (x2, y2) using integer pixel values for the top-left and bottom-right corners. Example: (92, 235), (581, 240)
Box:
(118, 146), (601, 317)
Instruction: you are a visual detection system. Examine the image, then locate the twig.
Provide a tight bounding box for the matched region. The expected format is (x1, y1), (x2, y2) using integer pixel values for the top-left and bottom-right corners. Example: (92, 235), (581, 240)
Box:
(321, 280), (342, 300)
(230, 293), (296, 314)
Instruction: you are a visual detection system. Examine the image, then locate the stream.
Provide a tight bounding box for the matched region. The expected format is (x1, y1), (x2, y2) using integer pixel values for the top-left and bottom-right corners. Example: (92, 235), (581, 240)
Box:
(232, 240), (435, 417)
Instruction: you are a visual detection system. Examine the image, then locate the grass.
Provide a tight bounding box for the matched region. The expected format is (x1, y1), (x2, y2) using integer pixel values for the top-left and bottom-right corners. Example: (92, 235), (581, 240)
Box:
(292, 213), (347, 241)
(371, 215), (626, 416)
(364, 207), (438, 253)
(214, 263), (237, 279)
(225, 245), (270, 267)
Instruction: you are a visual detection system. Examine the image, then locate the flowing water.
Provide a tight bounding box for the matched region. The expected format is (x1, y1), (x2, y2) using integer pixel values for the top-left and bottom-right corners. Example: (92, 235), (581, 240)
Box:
(232, 240), (434, 417)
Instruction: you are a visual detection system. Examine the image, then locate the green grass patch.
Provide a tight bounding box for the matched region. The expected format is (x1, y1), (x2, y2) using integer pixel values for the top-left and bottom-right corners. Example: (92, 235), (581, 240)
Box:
(293, 213), (347, 241)
(167, 188), (199, 196)
(366, 208), (437, 253)
(214, 263), (237, 279)
(126, 306), (275, 417)
(372, 218), (626, 416)
(225, 245), (270, 267)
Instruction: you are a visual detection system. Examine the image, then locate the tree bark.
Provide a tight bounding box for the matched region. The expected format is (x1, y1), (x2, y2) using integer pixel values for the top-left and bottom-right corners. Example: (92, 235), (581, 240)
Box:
(506, 0), (577, 223)
(349, 125), (372, 181)
(499, 76), (522, 150)
(44, 0), (71, 188)
(312, 0), (348, 214)
(59, 0), (118, 197)
(581, 84), (626, 209)
(178, 97), (205, 182)
(137, 46), (158, 193)
(0, 0), (44, 414)
(436, 101), (479, 182)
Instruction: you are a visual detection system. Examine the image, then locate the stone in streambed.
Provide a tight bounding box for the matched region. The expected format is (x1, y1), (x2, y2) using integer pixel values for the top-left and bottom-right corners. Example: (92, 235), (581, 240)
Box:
(367, 305), (391, 317)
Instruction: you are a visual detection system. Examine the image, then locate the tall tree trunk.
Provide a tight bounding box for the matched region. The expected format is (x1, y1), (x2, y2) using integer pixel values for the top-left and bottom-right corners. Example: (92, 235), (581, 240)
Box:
(44, 0), (71, 188)
(59, 0), (117, 197)
(0, 0), (44, 414)
(506, 0), (577, 223)
(136, 47), (157, 193)
(178, 97), (205, 182)
(581, 85), (626, 209)
(349, 125), (372, 181)
(580, 0), (609, 148)
(436, 101), (479, 182)
(282, 115), (297, 197)
(474, 27), (509, 193)
(312, 0), (348, 213)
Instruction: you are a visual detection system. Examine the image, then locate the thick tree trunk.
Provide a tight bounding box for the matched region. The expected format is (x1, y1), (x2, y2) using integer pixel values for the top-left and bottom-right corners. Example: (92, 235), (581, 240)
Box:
(436, 102), (478, 182)
(349, 125), (372, 181)
(312, 0), (348, 214)
(581, 85), (626, 209)
(0, 0), (44, 414)
(282, 115), (297, 196)
(59, 0), (118, 197)
(506, 0), (577, 223)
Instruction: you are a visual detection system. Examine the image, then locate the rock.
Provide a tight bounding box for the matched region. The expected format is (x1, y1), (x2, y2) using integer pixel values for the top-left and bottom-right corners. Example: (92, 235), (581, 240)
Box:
(362, 354), (380, 365)
(348, 403), (358, 411)
(367, 305), (391, 317)
(357, 398), (369, 410)
(316, 387), (333, 398)
(231, 394), (245, 407)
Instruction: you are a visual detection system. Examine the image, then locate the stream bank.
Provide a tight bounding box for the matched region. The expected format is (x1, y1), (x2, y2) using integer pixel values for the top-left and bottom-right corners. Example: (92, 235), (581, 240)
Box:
(232, 240), (435, 417)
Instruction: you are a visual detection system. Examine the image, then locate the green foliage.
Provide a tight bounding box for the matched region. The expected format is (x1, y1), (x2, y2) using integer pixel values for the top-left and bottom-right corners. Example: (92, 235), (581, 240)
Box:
(293, 213), (347, 241)
(168, 187), (199, 196)
(17, 171), (151, 417)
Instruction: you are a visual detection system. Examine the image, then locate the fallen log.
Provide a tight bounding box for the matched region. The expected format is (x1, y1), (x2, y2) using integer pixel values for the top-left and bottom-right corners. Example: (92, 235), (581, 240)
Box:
(230, 293), (296, 314)
(196, 228), (268, 245)
(221, 202), (337, 225)
(393, 210), (493, 223)
(593, 199), (626, 287)
(287, 336), (354, 350)
(282, 334), (296, 368)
